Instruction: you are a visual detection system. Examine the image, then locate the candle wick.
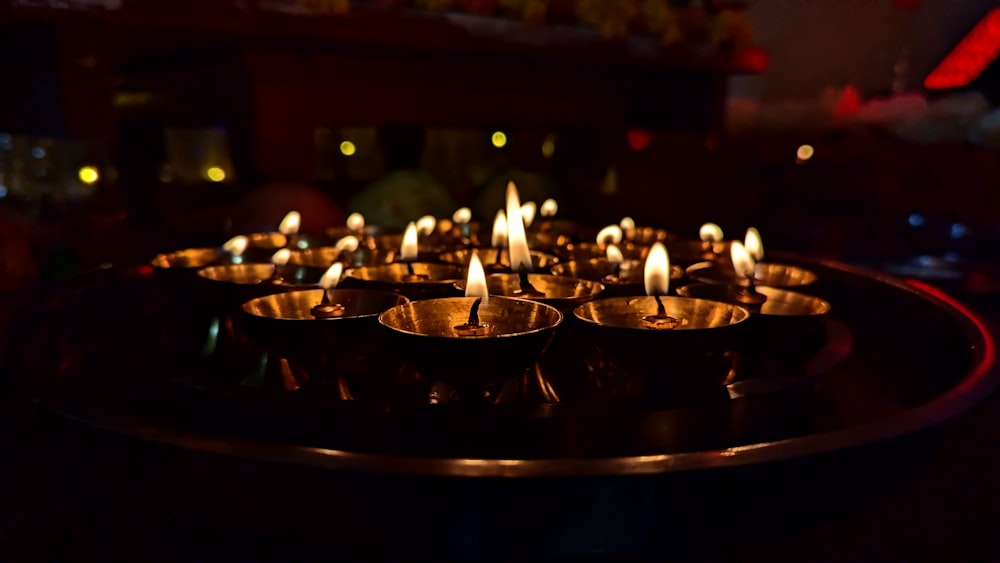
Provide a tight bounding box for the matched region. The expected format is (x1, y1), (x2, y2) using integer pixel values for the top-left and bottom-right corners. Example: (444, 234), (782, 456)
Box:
(654, 293), (666, 316)
(406, 261), (416, 276)
(515, 268), (545, 298)
(467, 297), (482, 326)
(493, 247), (506, 267)
(320, 289), (331, 305)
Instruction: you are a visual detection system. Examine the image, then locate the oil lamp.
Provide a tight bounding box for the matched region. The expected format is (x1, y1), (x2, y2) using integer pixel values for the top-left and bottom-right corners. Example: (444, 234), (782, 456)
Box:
(665, 222), (730, 266)
(520, 201), (537, 229)
(450, 207), (479, 247)
(238, 262), (409, 395)
(278, 210), (302, 248)
(685, 228), (818, 288)
(550, 243), (683, 297)
(573, 242), (751, 405)
(342, 221), (465, 300)
(151, 235), (249, 279)
(553, 223), (652, 263)
(378, 250), (563, 401)
(676, 282), (832, 367)
(505, 182), (550, 299)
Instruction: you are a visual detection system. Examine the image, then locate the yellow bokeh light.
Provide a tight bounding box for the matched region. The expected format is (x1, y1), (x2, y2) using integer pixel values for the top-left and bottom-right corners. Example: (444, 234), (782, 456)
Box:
(340, 140), (356, 156)
(491, 131), (507, 148)
(796, 144), (815, 161)
(78, 166), (99, 184)
(541, 134), (556, 158)
(205, 166), (227, 182)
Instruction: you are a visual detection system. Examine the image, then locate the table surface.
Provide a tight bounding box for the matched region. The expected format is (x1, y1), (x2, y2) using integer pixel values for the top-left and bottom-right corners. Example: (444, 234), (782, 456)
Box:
(1, 290), (998, 562)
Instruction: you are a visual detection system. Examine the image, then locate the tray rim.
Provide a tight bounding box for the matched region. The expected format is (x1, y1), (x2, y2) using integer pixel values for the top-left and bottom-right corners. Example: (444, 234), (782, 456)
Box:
(26, 255), (999, 478)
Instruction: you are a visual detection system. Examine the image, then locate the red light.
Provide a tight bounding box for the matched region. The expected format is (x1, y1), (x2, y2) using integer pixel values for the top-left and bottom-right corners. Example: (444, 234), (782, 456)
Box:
(736, 47), (769, 73)
(833, 84), (862, 117)
(924, 8), (1000, 90)
(626, 129), (653, 151)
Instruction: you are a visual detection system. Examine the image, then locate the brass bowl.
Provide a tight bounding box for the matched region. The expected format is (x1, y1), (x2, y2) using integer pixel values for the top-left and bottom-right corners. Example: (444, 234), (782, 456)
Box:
(551, 259), (684, 297)
(676, 283), (831, 361)
(151, 248), (226, 284)
(667, 240), (732, 266)
(527, 219), (594, 249)
(438, 248), (560, 271)
(553, 242), (651, 263)
(151, 247), (222, 271)
(196, 263), (325, 308)
(623, 226), (673, 245)
(289, 246), (398, 268)
(573, 296), (750, 404)
(685, 261), (818, 287)
(343, 263), (466, 300)
(239, 288), (409, 371)
(456, 273), (604, 311)
(379, 296), (563, 391)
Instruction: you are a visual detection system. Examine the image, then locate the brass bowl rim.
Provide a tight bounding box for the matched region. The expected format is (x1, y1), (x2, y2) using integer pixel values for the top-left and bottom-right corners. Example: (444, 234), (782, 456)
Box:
(241, 288), (410, 322)
(685, 260), (818, 287)
(344, 262), (467, 285)
(151, 247), (222, 269)
(437, 248), (560, 266)
(676, 283), (831, 317)
(551, 259), (684, 281)
(378, 296), (564, 340)
(573, 295), (751, 331)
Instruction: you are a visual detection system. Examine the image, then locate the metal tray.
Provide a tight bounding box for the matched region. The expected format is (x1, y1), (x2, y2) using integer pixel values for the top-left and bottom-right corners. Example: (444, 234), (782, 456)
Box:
(9, 255), (997, 478)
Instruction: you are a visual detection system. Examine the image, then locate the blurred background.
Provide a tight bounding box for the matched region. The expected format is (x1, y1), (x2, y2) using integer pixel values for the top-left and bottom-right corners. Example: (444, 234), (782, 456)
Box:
(0, 0), (998, 296)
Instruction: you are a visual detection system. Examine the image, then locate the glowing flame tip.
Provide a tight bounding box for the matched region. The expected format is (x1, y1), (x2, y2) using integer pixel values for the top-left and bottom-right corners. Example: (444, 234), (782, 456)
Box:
(700, 222), (723, 242)
(279, 211), (301, 236)
(643, 242), (671, 296)
(320, 263), (344, 290)
(465, 251), (489, 299)
(401, 222), (420, 261)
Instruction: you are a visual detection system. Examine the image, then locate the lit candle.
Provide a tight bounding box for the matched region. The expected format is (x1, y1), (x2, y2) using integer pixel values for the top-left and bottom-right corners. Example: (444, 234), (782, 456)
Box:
(506, 182), (544, 297)
(730, 241), (766, 305)
(619, 216), (636, 241)
(745, 227), (764, 262)
(606, 243), (625, 279)
(596, 224), (624, 246)
(699, 222), (723, 243)
(265, 248), (292, 284)
(222, 235), (249, 264)
(416, 215), (437, 237)
(279, 211), (301, 248)
(453, 251), (492, 336)
(540, 199), (558, 217)
(400, 221), (427, 281)
(347, 212), (365, 233)
(641, 242), (678, 329)
(311, 263), (346, 318)
(521, 201), (537, 229)
(453, 207), (473, 238)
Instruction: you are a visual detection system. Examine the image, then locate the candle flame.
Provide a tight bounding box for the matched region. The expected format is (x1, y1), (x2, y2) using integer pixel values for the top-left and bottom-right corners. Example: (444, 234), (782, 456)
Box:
(346, 212), (365, 231)
(596, 225), (623, 245)
(492, 210), (508, 248)
(745, 227), (764, 262)
(520, 202), (537, 228)
(271, 248), (291, 266)
(335, 235), (359, 252)
(540, 198), (558, 217)
(319, 263), (343, 290)
(416, 215), (437, 236)
(619, 217), (635, 231)
(401, 222), (419, 261)
(452, 207), (472, 224)
(606, 244), (624, 264)
(699, 222), (723, 242)
(279, 211), (301, 236)
(731, 241), (756, 278)
(505, 182), (533, 271)
(465, 250), (489, 299)
(643, 242), (671, 296)
(222, 235), (248, 257)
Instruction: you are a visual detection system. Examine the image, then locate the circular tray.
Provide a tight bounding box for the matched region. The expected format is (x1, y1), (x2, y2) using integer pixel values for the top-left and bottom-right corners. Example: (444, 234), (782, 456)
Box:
(10, 255), (997, 478)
